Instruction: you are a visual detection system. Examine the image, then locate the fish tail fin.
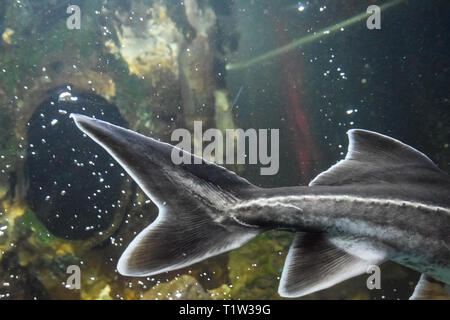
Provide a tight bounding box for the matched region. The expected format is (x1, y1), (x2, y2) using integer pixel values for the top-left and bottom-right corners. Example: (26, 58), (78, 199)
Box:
(71, 114), (261, 276)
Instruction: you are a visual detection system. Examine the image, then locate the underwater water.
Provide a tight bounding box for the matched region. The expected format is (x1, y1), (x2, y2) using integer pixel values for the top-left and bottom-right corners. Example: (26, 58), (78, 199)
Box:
(0, 0), (448, 300)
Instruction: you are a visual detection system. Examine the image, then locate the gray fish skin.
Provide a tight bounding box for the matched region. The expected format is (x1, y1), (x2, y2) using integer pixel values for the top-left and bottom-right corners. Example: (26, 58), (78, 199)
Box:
(232, 183), (450, 284)
(70, 113), (450, 297)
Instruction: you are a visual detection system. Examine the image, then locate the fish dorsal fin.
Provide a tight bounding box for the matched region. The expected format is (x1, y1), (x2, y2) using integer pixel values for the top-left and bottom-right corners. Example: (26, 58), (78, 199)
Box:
(278, 233), (385, 298)
(410, 274), (450, 300)
(309, 129), (441, 186)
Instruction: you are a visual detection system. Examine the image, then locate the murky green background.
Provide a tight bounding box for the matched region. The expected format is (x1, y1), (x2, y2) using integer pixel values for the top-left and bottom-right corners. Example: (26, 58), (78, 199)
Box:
(0, 0), (448, 300)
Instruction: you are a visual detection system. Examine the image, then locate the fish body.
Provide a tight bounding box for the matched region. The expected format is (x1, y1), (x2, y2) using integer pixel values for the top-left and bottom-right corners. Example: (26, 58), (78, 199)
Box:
(70, 114), (450, 298)
(231, 184), (450, 295)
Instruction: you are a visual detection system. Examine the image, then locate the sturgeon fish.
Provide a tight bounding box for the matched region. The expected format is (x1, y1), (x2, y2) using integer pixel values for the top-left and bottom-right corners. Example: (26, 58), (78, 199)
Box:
(71, 114), (450, 299)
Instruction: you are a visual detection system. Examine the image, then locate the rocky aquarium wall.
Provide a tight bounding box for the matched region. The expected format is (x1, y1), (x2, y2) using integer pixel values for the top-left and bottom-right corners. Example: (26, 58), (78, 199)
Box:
(0, 0), (264, 300)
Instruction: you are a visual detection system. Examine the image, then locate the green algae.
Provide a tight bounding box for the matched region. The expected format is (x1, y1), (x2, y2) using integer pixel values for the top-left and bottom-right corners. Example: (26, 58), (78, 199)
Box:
(227, 231), (292, 299)
(15, 209), (56, 245)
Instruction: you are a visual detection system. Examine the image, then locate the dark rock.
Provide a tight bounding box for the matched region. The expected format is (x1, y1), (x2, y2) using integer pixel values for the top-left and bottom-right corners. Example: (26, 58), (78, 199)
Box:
(25, 86), (128, 240)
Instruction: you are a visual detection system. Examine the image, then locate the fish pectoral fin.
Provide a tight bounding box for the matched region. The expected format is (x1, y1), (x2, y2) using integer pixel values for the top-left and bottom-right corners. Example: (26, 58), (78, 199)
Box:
(278, 233), (384, 298)
(410, 274), (450, 300)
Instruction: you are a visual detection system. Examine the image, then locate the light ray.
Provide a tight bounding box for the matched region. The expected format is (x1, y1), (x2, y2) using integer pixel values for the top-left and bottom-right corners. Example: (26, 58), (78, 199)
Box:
(226, 0), (405, 71)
